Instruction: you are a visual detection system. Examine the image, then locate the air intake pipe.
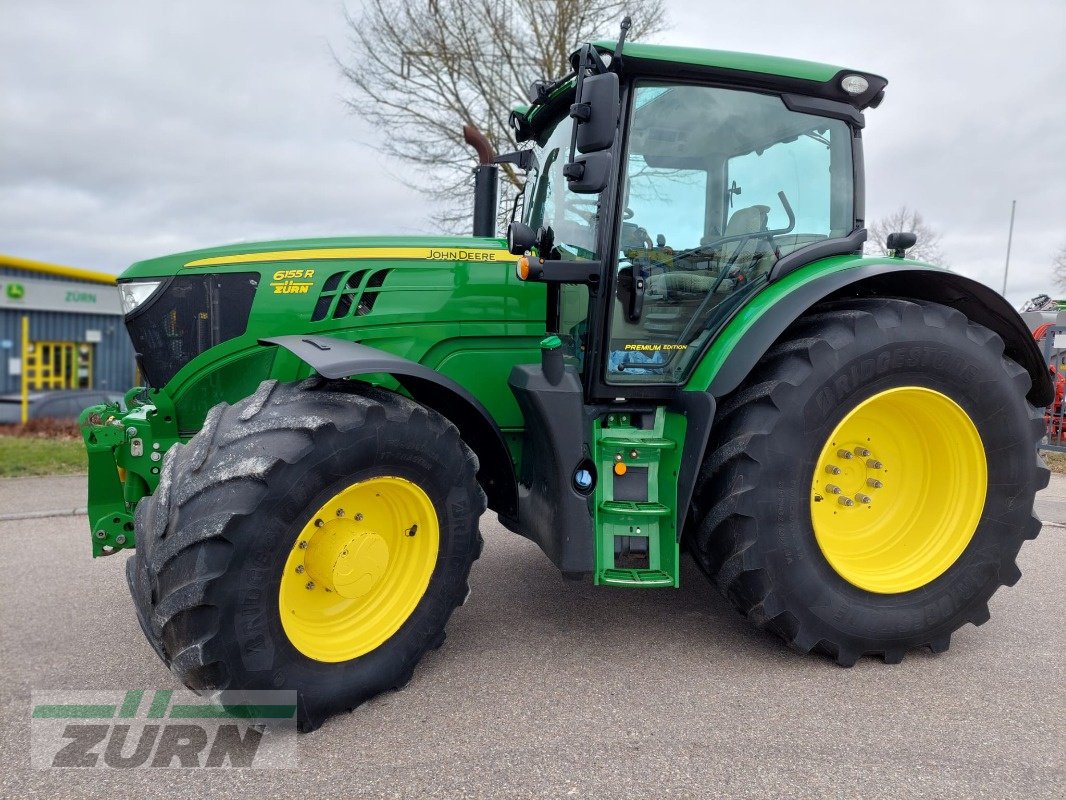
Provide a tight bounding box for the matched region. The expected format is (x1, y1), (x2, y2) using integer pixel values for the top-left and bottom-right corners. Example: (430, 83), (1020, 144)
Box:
(463, 124), (499, 238)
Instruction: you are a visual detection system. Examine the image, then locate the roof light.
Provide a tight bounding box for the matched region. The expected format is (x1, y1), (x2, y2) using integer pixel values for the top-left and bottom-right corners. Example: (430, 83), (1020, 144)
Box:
(840, 75), (869, 96)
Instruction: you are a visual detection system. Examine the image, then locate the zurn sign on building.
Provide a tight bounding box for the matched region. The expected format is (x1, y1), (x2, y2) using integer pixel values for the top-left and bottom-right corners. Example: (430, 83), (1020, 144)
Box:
(0, 276), (122, 315)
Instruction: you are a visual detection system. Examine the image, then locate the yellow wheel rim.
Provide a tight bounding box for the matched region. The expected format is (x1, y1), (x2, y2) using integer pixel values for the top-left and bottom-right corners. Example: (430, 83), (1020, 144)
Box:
(810, 387), (987, 594)
(279, 476), (439, 662)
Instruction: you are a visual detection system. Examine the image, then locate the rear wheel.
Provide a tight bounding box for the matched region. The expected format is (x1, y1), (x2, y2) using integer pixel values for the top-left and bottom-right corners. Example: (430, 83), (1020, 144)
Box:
(127, 378), (485, 730)
(690, 297), (1048, 664)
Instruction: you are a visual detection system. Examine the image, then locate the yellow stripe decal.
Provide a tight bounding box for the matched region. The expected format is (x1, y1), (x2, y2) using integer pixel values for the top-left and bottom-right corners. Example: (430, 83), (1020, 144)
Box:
(184, 247), (509, 268)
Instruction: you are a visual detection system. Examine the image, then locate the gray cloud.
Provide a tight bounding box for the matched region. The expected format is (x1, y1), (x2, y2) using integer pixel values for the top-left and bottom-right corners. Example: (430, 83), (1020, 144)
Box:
(2, 0), (1064, 307)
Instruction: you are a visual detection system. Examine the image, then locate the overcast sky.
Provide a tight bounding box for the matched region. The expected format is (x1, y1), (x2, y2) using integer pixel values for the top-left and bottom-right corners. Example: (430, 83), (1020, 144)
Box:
(2, 0), (1064, 306)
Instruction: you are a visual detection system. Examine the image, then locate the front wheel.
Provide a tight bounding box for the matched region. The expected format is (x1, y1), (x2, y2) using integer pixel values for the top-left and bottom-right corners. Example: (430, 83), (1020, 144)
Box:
(127, 379), (485, 730)
(690, 297), (1048, 665)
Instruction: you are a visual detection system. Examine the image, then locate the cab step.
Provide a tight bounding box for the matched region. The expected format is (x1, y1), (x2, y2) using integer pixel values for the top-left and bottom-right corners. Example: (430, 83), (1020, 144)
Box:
(592, 408), (686, 588)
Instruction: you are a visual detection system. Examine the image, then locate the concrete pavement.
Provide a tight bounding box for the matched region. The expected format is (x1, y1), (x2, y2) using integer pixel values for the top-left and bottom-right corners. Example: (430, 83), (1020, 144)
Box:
(0, 474), (1063, 799)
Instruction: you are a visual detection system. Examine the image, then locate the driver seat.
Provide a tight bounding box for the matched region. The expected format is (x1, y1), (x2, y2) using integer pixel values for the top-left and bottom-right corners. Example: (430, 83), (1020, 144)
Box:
(647, 204), (776, 296)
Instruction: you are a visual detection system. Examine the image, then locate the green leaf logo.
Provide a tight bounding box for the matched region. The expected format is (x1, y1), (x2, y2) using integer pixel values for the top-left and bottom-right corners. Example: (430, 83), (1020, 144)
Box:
(6, 283), (25, 300)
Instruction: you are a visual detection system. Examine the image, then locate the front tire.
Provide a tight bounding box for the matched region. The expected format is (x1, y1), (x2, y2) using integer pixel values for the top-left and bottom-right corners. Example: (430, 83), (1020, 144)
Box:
(690, 298), (1048, 665)
(127, 378), (485, 730)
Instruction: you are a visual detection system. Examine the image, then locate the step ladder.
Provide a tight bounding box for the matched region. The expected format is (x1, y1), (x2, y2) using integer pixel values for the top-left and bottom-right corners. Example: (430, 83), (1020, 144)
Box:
(593, 407), (685, 587)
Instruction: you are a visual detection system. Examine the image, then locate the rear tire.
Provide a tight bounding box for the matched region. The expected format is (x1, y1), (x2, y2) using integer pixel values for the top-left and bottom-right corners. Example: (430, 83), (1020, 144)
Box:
(689, 297), (1048, 665)
(127, 378), (485, 730)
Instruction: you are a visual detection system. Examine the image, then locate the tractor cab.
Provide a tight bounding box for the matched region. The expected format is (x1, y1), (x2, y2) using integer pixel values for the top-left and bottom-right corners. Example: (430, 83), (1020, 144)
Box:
(503, 40), (881, 398)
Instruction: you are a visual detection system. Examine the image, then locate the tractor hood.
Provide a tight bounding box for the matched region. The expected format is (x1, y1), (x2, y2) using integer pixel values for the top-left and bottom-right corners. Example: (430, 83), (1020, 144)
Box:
(119, 235), (509, 281)
(115, 234), (522, 396)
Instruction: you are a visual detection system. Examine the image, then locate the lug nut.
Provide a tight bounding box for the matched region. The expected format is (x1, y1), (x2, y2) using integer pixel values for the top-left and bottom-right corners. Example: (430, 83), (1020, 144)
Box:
(856, 493), (872, 505)
(615, 454), (623, 462)
(314, 519), (324, 528)
(295, 565), (305, 573)
(336, 509), (345, 517)
(855, 447), (871, 458)
(867, 459), (883, 469)
(837, 449), (853, 460)
(838, 496), (855, 507)
(630, 450), (639, 459)
(825, 465), (842, 475)
(867, 478), (883, 489)
(95, 530), (106, 539)
(116, 534), (127, 545)
(305, 581), (315, 590)
(298, 540), (308, 549)
(826, 484), (842, 495)
(355, 513), (364, 521)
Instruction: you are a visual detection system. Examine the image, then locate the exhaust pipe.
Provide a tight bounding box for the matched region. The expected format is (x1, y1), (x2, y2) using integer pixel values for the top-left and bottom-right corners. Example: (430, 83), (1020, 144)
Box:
(463, 125), (498, 238)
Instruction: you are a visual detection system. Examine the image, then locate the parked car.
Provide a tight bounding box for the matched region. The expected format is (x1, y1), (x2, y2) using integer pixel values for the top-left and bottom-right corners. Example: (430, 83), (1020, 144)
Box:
(0, 390), (123, 424)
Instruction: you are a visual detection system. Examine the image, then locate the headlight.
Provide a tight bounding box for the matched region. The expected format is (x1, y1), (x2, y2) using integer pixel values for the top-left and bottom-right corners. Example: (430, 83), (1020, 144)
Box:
(118, 280), (163, 315)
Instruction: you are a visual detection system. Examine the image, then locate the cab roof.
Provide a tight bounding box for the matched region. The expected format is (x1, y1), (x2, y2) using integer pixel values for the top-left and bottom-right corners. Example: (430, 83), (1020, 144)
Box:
(595, 41), (887, 110)
(514, 41), (886, 137)
(594, 41), (846, 83)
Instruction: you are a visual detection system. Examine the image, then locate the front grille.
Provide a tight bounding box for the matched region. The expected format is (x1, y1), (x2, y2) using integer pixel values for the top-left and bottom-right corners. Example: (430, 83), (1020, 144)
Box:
(125, 272), (259, 387)
(310, 268), (391, 322)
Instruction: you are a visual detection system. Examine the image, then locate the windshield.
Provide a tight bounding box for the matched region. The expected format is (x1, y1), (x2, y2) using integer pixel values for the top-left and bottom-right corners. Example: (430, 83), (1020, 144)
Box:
(521, 116), (599, 260)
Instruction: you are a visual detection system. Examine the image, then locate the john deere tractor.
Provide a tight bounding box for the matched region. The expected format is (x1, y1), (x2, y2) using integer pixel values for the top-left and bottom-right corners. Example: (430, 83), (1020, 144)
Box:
(81, 31), (1051, 731)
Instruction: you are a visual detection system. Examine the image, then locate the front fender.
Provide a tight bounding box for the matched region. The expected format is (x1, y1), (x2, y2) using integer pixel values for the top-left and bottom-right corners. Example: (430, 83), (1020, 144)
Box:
(685, 258), (1053, 408)
(261, 335), (518, 517)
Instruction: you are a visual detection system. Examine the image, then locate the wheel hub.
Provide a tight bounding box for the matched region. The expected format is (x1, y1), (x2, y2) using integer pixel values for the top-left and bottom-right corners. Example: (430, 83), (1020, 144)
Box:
(303, 524), (390, 599)
(817, 444), (885, 509)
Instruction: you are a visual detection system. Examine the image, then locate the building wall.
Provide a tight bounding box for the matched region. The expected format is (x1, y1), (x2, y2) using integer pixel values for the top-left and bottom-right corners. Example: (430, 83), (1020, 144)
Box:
(0, 308), (136, 394)
(0, 260), (136, 395)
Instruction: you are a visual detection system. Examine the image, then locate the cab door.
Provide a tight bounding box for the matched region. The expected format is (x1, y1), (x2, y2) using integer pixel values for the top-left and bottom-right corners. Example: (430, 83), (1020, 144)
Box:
(598, 81), (857, 394)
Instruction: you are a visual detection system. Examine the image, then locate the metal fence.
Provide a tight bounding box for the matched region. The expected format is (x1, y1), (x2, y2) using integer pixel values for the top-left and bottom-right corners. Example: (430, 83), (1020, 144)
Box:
(1036, 324), (1066, 452)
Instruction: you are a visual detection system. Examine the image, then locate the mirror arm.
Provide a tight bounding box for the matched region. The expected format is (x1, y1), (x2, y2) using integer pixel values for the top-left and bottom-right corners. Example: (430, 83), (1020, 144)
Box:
(495, 149), (535, 171)
(519, 258), (602, 285)
(569, 102), (592, 123)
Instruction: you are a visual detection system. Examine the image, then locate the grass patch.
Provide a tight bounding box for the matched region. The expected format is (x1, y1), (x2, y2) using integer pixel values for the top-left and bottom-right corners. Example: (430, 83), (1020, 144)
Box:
(1041, 450), (1066, 474)
(0, 435), (86, 477)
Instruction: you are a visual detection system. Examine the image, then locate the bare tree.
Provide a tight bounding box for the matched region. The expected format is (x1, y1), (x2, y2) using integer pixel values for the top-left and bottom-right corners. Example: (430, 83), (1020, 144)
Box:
(1053, 242), (1066, 290)
(866, 206), (947, 265)
(339, 0), (666, 231)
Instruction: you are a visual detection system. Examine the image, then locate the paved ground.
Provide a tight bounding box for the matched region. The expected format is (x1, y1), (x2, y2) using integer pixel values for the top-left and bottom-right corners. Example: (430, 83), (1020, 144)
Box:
(0, 475), (1063, 799)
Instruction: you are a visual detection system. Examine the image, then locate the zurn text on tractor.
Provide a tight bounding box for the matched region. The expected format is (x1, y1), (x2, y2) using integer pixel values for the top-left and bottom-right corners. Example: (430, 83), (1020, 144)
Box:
(81, 26), (1051, 730)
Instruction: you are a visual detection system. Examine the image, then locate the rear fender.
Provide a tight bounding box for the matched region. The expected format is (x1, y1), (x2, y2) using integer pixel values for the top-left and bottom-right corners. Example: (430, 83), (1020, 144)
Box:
(688, 261), (1053, 408)
(261, 335), (518, 518)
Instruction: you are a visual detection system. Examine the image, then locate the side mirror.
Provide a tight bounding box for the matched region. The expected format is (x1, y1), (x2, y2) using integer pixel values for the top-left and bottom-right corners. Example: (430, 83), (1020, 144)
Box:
(564, 152), (612, 194)
(507, 221), (538, 255)
(573, 72), (620, 153)
(886, 231), (918, 258)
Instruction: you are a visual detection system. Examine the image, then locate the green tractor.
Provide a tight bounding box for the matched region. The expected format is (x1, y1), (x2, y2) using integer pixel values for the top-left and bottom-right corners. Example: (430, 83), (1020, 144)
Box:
(81, 31), (1050, 731)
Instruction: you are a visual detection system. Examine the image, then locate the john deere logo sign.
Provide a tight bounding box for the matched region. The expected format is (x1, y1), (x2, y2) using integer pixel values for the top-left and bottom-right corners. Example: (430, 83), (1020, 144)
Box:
(5, 282), (24, 300)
